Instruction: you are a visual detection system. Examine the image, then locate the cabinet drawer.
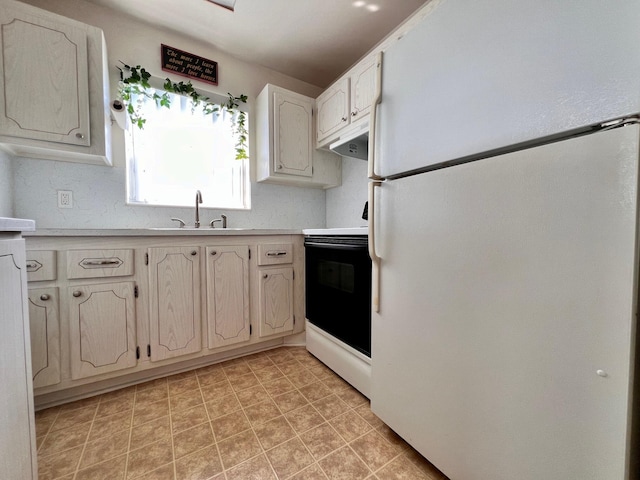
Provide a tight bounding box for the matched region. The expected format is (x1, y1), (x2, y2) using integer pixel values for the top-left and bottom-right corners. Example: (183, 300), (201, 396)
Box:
(26, 250), (57, 282)
(67, 249), (134, 279)
(257, 243), (293, 266)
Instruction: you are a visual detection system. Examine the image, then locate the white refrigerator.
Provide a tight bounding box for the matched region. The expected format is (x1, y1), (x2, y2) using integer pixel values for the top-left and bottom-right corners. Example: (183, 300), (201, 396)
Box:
(369, 1), (640, 479)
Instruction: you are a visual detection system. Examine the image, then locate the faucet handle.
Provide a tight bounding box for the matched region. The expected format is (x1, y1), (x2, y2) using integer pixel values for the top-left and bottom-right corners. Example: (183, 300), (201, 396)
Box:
(171, 217), (186, 228)
(209, 219), (222, 228)
(221, 214), (227, 229)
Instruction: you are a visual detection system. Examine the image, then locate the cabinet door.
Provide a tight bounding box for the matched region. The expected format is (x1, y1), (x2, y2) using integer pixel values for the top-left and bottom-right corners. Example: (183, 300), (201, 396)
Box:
(273, 91), (313, 177)
(206, 246), (250, 349)
(350, 55), (378, 122)
(149, 247), (202, 361)
(316, 78), (350, 144)
(28, 287), (61, 388)
(0, 238), (37, 479)
(68, 282), (137, 380)
(0, 6), (90, 146)
(258, 267), (294, 337)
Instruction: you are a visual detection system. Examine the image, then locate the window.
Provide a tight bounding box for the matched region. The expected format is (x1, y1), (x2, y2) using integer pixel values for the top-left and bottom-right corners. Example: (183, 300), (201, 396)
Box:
(126, 90), (250, 209)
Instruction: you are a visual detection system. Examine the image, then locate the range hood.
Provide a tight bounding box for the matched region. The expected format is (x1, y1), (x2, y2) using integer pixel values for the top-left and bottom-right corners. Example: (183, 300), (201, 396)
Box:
(329, 123), (369, 160)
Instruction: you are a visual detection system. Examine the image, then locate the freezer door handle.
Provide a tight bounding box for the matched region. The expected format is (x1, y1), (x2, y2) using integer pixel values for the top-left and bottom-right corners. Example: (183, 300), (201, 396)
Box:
(369, 180), (382, 312)
(368, 52), (384, 181)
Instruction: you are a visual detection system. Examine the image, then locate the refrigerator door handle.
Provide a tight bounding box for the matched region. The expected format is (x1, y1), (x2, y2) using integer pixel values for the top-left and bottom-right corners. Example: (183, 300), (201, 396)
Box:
(368, 52), (384, 181)
(368, 180), (382, 312)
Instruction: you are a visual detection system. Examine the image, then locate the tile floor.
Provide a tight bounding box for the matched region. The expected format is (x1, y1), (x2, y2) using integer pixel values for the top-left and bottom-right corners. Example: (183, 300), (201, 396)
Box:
(35, 346), (448, 480)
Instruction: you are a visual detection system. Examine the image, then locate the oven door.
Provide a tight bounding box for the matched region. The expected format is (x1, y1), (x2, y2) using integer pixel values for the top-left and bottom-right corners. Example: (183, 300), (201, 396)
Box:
(304, 236), (371, 357)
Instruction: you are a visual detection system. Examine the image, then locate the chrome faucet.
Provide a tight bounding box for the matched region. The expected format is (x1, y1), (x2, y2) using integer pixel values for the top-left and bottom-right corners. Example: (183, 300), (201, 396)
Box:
(209, 214), (228, 228)
(195, 190), (203, 228)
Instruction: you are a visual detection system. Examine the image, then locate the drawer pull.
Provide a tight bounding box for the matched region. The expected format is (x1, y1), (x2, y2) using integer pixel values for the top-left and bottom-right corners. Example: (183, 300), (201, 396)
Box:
(26, 262), (39, 269)
(72, 291), (82, 298)
(39, 294), (50, 301)
(82, 260), (121, 266)
(266, 251), (288, 257)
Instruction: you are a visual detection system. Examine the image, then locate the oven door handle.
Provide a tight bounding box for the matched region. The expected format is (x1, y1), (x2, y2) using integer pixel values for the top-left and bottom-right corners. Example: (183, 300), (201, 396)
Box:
(304, 242), (368, 251)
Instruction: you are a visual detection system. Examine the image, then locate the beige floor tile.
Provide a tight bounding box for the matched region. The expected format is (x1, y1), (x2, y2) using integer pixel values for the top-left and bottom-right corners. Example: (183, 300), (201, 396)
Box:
(39, 422), (92, 455)
(312, 394), (350, 420)
(307, 363), (336, 380)
(205, 393), (242, 419)
(272, 389), (309, 413)
(298, 382), (332, 402)
(174, 444), (223, 479)
(285, 404), (325, 434)
(35, 407), (60, 436)
(404, 448), (447, 479)
(133, 398), (170, 426)
(336, 387), (368, 408)
(329, 410), (373, 443)
(223, 361), (253, 378)
(287, 369), (318, 388)
(350, 430), (400, 472)
(354, 404), (385, 429)
(211, 409), (251, 441)
(253, 415), (296, 450)
(169, 376), (200, 397)
(228, 371), (261, 391)
(217, 429), (262, 469)
(318, 446), (371, 480)
(58, 396), (100, 412)
(253, 365), (284, 383)
(289, 463), (330, 480)
(101, 386), (136, 403)
(136, 377), (168, 392)
(134, 462), (176, 480)
(276, 359), (306, 376)
(170, 390), (204, 412)
(262, 376), (296, 397)
(49, 405), (96, 432)
(126, 438), (173, 479)
(75, 453), (127, 480)
(173, 422), (215, 459)
(297, 354), (323, 369)
(245, 354), (276, 371)
(322, 375), (351, 392)
(131, 415), (172, 449)
(171, 404), (209, 434)
(38, 445), (83, 480)
(135, 385), (169, 409)
(300, 422), (346, 460)
(79, 428), (130, 469)
(375, 455), (432, 480)
(266, 437), (314, 479)
(89, 410), (133, 442)
(244, 398), (281, 426)
(225, 453), (276, 480)
(200, 379), (234, 401)
(196, 369), (228, 386)
(194, 362), (224, 376)
(375, 425), (411, 453)
(168, 370), (197, 383)
(96, 396), (134, 418)
(235, 384), (269, 408)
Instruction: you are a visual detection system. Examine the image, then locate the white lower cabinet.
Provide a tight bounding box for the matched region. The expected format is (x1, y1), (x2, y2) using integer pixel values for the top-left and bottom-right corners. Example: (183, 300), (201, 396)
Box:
(28, 287), (61, 388)
(68, 282), (137, 380)
(148, 246), (202, 362)
(258, 266), (294, 337)
(206, 245), (250, 349)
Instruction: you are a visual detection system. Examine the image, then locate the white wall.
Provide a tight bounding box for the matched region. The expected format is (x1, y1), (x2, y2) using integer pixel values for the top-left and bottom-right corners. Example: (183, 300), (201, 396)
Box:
(0, 150), (14, 218)
(12, 0), (327, 230)
(326, 156), (369, 228)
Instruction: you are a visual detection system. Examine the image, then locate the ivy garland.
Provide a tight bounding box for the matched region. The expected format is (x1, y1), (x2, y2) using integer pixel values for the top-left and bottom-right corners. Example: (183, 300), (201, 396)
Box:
(117, 62), (248, 160)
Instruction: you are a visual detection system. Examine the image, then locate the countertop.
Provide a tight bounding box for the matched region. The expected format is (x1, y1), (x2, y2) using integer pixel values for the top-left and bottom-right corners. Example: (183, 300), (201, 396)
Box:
(24, 228), (302, 237)
(302, 227), (368, 236)
(0, 217), (36, 232)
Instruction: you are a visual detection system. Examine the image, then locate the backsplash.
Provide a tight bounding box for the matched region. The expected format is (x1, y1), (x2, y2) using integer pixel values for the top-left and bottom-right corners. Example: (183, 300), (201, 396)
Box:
(326, 156), (368, 228)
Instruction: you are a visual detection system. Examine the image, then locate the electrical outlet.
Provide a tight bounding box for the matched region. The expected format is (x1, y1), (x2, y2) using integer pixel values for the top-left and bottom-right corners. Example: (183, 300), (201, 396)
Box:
(57, 190), (73, 208)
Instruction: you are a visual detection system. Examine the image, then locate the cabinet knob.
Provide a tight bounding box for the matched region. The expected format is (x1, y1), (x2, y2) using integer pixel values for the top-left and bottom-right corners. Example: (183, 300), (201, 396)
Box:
(72, 291), (82, 297)
(39, 294), (50, 301)
(351, 111), (358, 117)
(277, 164), (283, 170)
(191, 250), (198, 256)
(263, 274), (268, 279)
(341, 116), (348, 122)
(210, 251), (217, 256)
(75, 133), (85, 139)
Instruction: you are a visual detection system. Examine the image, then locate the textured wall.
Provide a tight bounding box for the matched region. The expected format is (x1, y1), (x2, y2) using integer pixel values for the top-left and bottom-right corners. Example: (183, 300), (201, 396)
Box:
(326, 156), (368, 228)
(11, 0), (327, 230)
(0, 151), (13, 218)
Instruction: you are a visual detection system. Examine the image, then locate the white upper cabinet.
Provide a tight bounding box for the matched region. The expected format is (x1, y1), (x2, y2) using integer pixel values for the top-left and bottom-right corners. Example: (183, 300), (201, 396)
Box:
(256, 83), (341, 189)
(316, 53), (378, 149)
(0, 0), (111, 166)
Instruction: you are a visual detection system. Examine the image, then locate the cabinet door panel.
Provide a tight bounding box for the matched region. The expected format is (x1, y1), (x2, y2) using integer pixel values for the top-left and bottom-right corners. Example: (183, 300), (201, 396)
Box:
(350, 55), (377, 121)
(0, 9), (90, 145)
(28, 287), (60, 388)
(149, 247), (202, 361)
(316, 78), (350, 143)
(206, 246), (250, 349)
(69, 282), (137, 380)
(274, 91), (313, 177)
(259, 267), (294, 337)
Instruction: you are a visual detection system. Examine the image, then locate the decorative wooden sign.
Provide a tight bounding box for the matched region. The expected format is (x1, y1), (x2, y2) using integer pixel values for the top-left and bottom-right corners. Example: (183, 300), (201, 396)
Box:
(161, 44), (218, 85)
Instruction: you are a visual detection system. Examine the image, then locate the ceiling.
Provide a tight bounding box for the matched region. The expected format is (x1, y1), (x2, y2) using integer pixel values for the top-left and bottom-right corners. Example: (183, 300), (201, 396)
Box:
(83, 0), (428, 88)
